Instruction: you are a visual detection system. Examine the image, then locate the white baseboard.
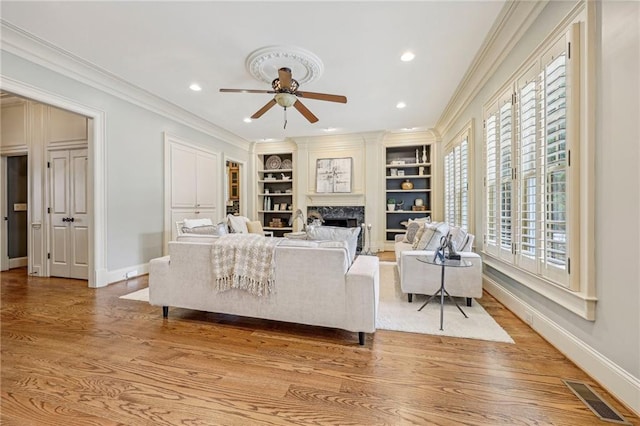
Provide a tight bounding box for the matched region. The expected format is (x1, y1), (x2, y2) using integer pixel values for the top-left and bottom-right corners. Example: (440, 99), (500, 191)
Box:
(105, 263), (149, 286)
(9, 257), (27, 269)
(484, 275), (640, 417)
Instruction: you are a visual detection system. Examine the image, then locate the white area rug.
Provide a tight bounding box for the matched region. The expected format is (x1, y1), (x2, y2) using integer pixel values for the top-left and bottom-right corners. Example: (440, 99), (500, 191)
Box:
(119, 262), (513, 343)
(120, 287), (149, 301)
(376, 261), (514, 343)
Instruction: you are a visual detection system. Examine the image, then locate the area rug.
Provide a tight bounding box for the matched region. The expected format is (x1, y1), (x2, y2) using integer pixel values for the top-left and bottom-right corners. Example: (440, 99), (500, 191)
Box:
(376, 261), (514, 343)
(120, 287), (149, 301)
(119, 262), (513, 343)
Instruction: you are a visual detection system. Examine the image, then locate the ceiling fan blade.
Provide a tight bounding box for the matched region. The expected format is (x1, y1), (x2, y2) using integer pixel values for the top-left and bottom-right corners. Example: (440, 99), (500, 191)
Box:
(251, 99), (277, 119)
(278, 67), (292, 90)
(220, 88), (275, 94)
(293, 100), (319, 123)
(295, 91), (347, 103)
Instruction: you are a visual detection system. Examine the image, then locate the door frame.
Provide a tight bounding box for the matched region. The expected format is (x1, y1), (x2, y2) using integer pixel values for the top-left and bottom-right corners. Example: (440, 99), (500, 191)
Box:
(1, 76), (106, 288)
(224, 155), (247, 218)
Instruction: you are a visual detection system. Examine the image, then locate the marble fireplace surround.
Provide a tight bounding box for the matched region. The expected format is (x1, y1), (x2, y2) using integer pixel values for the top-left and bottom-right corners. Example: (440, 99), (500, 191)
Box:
(307, 206), (365, 253)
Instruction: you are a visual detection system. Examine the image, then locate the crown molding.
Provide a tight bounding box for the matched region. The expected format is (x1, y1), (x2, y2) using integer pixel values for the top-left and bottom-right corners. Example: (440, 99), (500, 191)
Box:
(435, 0), (548, 137)
(0, 20), (250, 151)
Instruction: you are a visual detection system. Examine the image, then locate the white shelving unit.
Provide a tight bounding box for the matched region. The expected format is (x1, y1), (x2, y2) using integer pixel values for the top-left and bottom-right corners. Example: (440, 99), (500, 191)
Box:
(256, 154), (294, 237)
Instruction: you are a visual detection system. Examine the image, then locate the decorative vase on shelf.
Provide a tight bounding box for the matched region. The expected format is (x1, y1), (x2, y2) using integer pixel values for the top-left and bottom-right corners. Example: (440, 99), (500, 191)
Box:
(401, 179), (414, 190)
(422, 145), (427, 163)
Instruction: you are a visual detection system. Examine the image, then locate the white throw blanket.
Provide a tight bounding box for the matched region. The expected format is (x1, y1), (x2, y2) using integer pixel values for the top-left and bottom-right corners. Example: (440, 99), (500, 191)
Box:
(212, 234), (281, 296)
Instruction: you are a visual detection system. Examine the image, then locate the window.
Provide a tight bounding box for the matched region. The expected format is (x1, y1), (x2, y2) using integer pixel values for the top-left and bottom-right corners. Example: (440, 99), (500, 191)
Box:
(444, 124), (471, 230)
(483, 16), (590, 314)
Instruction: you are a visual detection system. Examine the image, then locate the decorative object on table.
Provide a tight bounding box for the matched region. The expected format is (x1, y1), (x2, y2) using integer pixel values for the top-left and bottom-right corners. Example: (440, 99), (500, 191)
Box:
(401, 179), (414, 190)
(316, 157), (352, 193)
(387, 198), (396, 211)
(281, 173), (290, 180)
(415, 149), (419, 164)
(265, 155), (282, 170)
(445, 234), (461, 260)
(419, 166), (425, 176)
(365, 224), (373, 255)
(390, 168), (398, 176)
(281, 159), (293, 169)
(360, 223), (368, 254)
(396, 200), (405, 211)
(415, 198), (424, 207)
(422, 145), (427, 163)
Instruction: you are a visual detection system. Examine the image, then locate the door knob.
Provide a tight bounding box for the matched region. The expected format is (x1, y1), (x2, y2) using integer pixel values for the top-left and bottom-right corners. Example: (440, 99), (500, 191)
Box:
(69, 217), (75, 222)
(62, 217), (68, 222)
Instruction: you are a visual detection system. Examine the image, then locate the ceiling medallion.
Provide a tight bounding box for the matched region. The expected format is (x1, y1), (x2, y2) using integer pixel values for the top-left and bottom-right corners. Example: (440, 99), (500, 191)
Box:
(245, 45), (324, 85)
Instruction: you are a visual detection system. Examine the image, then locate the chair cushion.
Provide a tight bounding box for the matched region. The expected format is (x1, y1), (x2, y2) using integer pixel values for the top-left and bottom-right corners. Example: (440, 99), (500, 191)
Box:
(182, 218), (213, 228)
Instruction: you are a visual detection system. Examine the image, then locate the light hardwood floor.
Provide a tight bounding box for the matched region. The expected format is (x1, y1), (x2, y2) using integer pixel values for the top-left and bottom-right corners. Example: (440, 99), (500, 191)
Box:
(2, 259), (638, 425)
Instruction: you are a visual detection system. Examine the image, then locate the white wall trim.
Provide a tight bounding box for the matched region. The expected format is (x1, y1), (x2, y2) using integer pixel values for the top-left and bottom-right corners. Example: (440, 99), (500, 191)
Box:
(1, 20), (250, 152)
(484, 275), (640, 417)
(8, 257), (27, 268)
(105, 262), (149, 286)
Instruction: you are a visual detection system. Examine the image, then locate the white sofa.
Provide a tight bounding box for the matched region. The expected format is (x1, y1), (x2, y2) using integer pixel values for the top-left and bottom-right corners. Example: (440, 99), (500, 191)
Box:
(148, 237), (379, 345)
(394, 230), (482, 306)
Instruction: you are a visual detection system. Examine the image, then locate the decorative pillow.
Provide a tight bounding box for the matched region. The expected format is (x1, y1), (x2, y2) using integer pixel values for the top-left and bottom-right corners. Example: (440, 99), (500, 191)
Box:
(402, 221), (422, 243)
(459, 234), (475, 252)
(413, 222), (450, 250)
(412, 223), (427, 246)
(306, 225), (360, 263)
(227, 214), (249, 233)
(449, 226), (468, 252)
(182, 218), (213, 229)
(246, 220), (265, 235)
(215, 222), (229, 235)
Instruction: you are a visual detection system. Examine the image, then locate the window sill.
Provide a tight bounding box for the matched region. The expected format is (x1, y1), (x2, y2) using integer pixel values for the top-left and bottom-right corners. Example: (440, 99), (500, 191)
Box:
(483, 254), (597, 320)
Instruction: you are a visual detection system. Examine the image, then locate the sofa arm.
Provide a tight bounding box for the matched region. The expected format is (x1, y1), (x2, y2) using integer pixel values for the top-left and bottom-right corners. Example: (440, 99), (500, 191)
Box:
(345, 255), (379, 333)
(394, 234), (406, 243)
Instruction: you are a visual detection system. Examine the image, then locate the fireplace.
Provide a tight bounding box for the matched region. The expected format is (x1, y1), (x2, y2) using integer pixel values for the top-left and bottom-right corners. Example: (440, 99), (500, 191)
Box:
(307, 206), (365, 253)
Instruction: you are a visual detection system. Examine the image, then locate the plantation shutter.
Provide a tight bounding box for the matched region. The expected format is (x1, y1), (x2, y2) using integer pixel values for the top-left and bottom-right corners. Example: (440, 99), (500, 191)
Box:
(459, 138), (469, 230)
(484, 105), (499, 256)
(498, 97), (514, 261)
(516, 64), (540, 274)
(538, 29), (577, 288)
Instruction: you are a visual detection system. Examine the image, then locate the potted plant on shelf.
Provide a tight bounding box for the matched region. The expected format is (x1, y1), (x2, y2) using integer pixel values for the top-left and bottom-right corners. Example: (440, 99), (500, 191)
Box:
(387, 198), (396, 211)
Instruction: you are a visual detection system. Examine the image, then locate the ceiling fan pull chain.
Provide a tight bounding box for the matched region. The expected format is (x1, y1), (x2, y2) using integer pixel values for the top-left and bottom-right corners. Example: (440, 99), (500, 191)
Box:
(283, 106), (288, 129)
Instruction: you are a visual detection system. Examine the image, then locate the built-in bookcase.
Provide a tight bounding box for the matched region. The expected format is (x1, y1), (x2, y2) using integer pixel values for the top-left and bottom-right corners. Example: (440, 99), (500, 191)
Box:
(385, 145), (432, 241)
(257, 152), (294, 237)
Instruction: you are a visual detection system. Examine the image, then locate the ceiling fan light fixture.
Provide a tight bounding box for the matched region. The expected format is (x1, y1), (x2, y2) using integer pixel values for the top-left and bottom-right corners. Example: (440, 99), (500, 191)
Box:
(274, 93), (297, 108)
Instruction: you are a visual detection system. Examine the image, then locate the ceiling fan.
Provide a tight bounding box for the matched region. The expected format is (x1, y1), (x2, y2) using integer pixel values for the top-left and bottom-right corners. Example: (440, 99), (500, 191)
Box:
(220, 67), (347, 127)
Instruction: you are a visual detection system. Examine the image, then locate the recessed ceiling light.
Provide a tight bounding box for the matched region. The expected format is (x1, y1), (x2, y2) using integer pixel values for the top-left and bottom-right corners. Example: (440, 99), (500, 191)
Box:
(243, 117), (252, 123)
(323, 127), (336, 132)
(189, 83), (202, 91)
(396, 102), (407, 109)
(400, 51), (415, 62)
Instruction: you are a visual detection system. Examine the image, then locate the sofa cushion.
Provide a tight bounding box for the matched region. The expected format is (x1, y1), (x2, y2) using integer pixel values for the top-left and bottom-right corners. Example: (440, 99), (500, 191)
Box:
(227, 214), (249, 233)
(246, 220), (265, 235)
(182, 225), (217, 234)
(413, 222), (449, 250)
(306, 225), (360, 263)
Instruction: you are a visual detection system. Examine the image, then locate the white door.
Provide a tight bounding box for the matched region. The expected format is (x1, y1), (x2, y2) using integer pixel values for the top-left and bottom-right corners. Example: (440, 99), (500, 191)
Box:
(49, 149), (88, 279)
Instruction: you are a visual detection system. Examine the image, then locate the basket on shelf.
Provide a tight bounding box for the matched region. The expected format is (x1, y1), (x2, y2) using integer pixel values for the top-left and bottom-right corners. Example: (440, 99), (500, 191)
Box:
(412, 206), (426, 211)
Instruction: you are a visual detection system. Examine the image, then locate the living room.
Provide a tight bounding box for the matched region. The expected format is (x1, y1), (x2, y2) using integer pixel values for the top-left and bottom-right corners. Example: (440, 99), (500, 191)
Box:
(1, 0), (638, 423)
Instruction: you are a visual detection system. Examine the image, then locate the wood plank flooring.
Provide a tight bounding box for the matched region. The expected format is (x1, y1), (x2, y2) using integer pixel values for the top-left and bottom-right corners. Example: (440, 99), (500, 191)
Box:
(2, 261), (638, 425)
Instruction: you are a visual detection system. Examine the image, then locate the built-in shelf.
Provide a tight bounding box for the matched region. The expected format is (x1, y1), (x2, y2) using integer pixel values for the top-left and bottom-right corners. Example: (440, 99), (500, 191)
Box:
(385, 144), (432, 242)
(257, 153), (294, 237)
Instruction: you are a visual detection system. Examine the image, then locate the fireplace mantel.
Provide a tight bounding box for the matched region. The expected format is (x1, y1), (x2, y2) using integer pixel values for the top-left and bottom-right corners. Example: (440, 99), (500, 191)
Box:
(305, 192), (365, 206)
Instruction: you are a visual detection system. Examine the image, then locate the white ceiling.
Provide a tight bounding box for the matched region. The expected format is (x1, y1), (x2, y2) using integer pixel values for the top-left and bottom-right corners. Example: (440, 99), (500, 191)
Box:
(1, 1), (506, 142)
